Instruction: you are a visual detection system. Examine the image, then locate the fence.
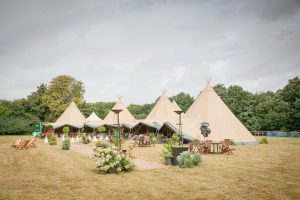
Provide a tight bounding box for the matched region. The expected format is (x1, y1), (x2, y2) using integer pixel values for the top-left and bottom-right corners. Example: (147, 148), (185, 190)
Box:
(250, 131), (300, 138)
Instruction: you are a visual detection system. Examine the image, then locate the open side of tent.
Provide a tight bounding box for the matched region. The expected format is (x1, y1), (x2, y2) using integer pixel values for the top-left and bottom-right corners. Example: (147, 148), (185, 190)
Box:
(53, 102), (86, 129)
(182, 83), (258, 145)
(85, 112), (105, 129)
(104, 98), (136, 126)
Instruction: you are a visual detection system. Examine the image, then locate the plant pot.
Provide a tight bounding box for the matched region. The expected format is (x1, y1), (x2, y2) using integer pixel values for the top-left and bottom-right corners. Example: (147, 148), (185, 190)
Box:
(165, 158), (172, 165)
(172, 146), (188, 166)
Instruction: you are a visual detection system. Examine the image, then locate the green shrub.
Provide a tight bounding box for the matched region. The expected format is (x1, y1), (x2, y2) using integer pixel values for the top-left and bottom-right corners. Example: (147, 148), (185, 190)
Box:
(62, 126), (70, 134)
(62, 138), (70, 150)
(177, 151), (202, 168)
(93, 147), (135, 174)
(49, 135), (57, 145)
(97, 125), (106, 133)
(192, 153), (202, 166)
(229, 139), (236, 145)
(82, 135), (91, 144)
(259, 137), (268, 144)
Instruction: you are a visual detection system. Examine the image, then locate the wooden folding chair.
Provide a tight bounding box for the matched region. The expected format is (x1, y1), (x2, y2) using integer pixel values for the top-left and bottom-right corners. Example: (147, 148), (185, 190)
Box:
(203, 140), (212, 154)
(221, 139), (235, 155)
(193, 139), (202, 153)
(11, 139), (22, 148)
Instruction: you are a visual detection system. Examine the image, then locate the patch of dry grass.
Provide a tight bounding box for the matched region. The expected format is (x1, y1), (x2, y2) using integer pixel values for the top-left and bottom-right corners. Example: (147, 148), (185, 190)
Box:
(0, 136), (299, 200)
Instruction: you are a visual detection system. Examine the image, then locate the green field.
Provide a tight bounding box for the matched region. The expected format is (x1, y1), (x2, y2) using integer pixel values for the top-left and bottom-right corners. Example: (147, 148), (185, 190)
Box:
(1, 136), (299, 200)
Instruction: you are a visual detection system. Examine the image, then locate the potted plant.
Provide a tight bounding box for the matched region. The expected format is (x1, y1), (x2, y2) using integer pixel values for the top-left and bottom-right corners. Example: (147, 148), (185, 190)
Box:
(161, 142), (173, 165)
(162, 149), (173, 165)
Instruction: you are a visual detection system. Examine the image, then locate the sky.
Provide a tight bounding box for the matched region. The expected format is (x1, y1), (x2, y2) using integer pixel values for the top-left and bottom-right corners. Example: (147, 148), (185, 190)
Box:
(0, 0), (300, 105)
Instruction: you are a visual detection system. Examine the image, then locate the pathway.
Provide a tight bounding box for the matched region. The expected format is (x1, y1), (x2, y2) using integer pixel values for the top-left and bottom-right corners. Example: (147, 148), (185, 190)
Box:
(70, 144), (166, 170)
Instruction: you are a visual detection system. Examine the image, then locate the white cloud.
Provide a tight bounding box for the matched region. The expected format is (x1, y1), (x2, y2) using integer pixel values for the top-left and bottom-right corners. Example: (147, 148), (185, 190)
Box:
(0, 0), (299, 104)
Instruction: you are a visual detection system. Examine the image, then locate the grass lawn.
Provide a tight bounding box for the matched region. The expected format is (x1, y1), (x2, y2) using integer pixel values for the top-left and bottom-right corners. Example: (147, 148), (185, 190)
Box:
(1, 136), (299, 200)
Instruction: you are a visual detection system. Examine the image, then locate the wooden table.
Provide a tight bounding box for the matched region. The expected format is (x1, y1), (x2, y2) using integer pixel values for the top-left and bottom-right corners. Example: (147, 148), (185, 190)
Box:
(211, 141), (223, 154)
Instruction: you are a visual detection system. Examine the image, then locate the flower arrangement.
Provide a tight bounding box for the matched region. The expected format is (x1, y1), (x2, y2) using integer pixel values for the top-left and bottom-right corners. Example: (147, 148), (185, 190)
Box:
(93, 147), (135, 174)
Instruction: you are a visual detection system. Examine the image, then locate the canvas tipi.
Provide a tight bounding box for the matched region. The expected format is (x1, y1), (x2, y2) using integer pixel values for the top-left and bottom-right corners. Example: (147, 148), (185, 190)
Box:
(104, 98), (136, 125)
(183, 83), (258, 144)
(53, 102), (86, 129)
(145, 92), (178, 125)
(85, 112), (105, 128)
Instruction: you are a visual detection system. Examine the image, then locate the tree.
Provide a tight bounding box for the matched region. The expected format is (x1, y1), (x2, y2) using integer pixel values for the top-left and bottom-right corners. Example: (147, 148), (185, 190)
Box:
(171, 92), (194, 112)
(26, 84), (49, 121)
(128, 103), (155, 119)
(43, 75), (85, 121)
(280, 77), (300, 130)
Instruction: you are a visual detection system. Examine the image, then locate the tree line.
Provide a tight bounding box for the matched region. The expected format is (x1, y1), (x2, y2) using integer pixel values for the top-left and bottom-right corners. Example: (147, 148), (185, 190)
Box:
(0, 75), (299, 135)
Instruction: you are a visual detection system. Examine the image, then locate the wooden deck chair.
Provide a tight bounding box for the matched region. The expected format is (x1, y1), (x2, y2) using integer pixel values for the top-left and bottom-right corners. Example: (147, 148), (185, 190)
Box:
(28, 138), (37, 148)
(203, 140), (212, 154)
(193, 139), (202, 153)
(11, 139), (22, 148)
(16, 139), (30, 150)
(221, 139), (235, 155)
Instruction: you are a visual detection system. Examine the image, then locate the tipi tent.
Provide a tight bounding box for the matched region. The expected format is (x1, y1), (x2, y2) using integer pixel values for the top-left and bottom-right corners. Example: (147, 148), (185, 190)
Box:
(104, 98), (136, 125)
(53, 102), (86, 129)
(145, 92), (178, 126)
(183, 83), (258, 144)
(85, 112), (105, 128)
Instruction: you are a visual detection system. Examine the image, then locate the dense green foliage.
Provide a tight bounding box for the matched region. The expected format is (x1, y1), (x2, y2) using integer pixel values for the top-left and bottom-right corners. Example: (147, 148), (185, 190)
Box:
(128, 103), (154, 119)
(80, 102), (114, 119)
(213, 77), (300, 131)
(0, 75), (299, 135)
(171, 92), (194, 112)
(62, 126), (70, 134)
(43, 75), (85, 121)
(97, 125), (106, 133)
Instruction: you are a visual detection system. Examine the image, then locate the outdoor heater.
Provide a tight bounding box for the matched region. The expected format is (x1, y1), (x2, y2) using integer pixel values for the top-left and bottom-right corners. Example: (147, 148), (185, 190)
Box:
(174, 110), (184, 147)
(112, 108), (123, 150)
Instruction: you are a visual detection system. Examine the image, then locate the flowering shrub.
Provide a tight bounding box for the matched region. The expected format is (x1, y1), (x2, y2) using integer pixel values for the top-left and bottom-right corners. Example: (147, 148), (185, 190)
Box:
(177, 151), (202, 168)
(93, 147), (135, 174)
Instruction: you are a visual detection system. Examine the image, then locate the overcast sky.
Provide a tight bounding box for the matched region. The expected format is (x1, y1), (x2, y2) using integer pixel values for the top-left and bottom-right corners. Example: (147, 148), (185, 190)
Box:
(0, 0), (299, 105)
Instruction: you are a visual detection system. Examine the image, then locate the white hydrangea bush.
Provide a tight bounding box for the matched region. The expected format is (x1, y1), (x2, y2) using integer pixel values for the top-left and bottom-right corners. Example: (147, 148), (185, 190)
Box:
(93, 147), (135, 174)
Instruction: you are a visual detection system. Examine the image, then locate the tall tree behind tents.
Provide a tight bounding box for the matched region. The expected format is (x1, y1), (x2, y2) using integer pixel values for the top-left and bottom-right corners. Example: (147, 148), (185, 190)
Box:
(281, 76), (300, 131)
(214, 84), (257, 130)
(170, 92), (194, 112)
(43, 75), (85, 121)
(25, 84), (49, 121)
(80, 102), (115, 119)
(128, 103), (155, 119)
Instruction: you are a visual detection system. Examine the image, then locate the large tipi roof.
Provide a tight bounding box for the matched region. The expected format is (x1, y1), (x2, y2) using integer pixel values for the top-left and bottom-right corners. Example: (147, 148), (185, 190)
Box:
(85, 112), (105, 128)
(183, 83), (258, 144)
(145, 92), (178, 125)
(54, 102), (86, 129)
(104, 98), (136, 125)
